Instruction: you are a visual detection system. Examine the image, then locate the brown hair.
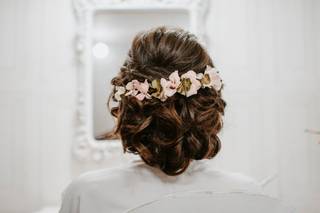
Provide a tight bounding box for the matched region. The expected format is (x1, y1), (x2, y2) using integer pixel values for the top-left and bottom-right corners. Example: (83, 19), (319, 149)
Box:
(104, 26), (226, 176)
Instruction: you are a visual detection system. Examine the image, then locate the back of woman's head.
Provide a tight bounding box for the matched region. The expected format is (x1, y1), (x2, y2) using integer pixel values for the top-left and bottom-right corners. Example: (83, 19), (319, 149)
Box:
(106, 26), (226, 176)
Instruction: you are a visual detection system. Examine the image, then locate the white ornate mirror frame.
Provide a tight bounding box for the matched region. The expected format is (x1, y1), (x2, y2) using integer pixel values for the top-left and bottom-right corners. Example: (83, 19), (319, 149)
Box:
(72, 0), (210, 162)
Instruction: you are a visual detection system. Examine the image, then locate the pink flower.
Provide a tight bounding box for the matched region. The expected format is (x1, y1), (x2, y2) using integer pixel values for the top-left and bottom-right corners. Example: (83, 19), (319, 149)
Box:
(125, 79), (151, 101)
(125, 80), (139, 96)
(198, 65), (222, 91)
(160, 70), (181, 98)
(177, 70), (201, 97)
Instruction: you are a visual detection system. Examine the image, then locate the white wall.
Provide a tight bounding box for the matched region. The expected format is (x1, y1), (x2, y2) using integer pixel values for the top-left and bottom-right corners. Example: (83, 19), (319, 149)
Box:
(0, 0), (319, 212)
(207, 1), (320, 212)
(0, 0), (75, 212)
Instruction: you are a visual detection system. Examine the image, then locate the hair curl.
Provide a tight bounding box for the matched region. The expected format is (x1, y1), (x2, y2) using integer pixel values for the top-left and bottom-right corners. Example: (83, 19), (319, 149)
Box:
(103, 26), (226, 176)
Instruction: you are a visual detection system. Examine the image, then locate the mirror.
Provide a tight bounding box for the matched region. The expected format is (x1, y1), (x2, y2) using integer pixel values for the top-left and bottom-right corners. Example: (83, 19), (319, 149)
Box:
(92, 9), (190, 138)
(73, 0), (209, 162)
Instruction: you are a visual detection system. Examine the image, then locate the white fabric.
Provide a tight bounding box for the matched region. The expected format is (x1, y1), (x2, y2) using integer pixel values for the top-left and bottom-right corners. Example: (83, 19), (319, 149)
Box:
(59, 159), (263, 213)
(127, 191), (293, 213)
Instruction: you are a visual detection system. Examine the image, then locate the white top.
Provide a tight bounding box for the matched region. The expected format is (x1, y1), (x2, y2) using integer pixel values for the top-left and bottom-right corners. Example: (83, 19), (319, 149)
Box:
(59, 159), (263, 213)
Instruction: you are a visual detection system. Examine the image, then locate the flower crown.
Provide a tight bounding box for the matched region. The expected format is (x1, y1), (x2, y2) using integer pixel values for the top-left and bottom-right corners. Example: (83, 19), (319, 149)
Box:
(113, 65), (223, 102)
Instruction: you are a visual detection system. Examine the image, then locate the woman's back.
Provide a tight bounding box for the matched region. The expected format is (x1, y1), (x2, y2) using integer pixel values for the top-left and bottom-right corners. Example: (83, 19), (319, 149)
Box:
(59, 159), (262, 213)
(59, 26), (260, 213)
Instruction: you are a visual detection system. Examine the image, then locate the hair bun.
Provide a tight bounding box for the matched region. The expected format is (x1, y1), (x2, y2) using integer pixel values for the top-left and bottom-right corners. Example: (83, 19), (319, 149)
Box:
(105, 26), (226, 176)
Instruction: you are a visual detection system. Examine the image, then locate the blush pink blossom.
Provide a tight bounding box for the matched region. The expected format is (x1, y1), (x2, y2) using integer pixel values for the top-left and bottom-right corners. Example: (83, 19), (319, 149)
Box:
(199, 65), (222, 91)
(125, 79), (151, 101)
(160, 70), (181, 98)
(114, 66), (223, 102)
(180, 70), (202, 97)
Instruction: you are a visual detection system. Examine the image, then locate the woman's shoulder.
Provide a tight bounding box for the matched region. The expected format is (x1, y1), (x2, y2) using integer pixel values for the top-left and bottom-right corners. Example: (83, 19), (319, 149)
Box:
(208, 169), (263, 193)
(61, 159), (264, 200)
(64, 159), (263, 196)
(59, 161), (143, 213)
(197, 161), (263, 194)
(63, 162), (137, 193)
(61, 159), (153, 196)
(59, 159), (264, 213)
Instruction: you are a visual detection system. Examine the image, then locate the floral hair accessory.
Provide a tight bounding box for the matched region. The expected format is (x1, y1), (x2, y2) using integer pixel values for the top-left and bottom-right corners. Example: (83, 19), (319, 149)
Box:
(113, 65), (222, 102)
(125, 79), (151, 101)
(197, 65), (223, 90)
(150, 70), (181, 101)
(177, 70), (202, 97)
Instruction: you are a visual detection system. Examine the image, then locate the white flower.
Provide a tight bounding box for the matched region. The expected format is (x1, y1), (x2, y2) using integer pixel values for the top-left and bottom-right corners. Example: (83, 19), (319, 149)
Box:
(114, 86), (126, 101)
(177, 70), (202, 97)
(200, 65), (223, 91)
(125, 80), (140, 96)
(160, 70), (181, 98)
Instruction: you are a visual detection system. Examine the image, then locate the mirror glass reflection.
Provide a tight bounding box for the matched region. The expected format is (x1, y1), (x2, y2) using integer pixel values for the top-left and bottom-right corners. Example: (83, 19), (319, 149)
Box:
(92, 9), (190, 139)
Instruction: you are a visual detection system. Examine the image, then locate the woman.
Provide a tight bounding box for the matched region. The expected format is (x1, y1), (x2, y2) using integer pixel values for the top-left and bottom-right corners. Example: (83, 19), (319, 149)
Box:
(59, 26), (262, 213)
